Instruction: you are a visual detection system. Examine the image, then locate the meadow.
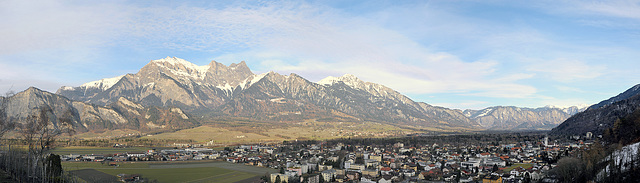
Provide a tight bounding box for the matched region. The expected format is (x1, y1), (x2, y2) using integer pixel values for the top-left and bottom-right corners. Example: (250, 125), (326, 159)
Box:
(142, 121), (418, 144)
(63, 161), (275, 183)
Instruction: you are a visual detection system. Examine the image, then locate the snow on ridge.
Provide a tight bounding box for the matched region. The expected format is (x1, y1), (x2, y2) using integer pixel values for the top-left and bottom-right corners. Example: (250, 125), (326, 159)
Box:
(237, 72), (269, 89)
(60, 86), (74, 90)
(317, 74), (363, 88)
(216, 83), (233, 91)
(250, 72), (268, 85)
(152, 57), (211, 80)
(476, 108), (493, 117)
(215, 72), (269, 92)
(317, 76), (339, 86)
(80, 75), (125, 90)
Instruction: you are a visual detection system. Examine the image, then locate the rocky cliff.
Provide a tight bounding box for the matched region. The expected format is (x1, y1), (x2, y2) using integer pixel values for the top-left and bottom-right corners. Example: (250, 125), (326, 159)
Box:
(4, 87), (197, 133)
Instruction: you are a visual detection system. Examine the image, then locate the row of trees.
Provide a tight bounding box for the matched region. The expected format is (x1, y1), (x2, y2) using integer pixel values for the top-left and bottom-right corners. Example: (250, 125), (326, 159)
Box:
(0, 91), (78, 182)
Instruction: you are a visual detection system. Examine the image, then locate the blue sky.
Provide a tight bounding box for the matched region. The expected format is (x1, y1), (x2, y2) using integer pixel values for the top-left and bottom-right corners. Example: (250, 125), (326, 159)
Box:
(1, 0), (639, 110)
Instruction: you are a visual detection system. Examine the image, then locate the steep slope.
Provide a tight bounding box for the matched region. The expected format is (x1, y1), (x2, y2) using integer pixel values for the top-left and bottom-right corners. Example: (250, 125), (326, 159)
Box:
(5, 87), (197, 133)
(57, 57), (258, 109)
(551, 83), (640, 136)
(5, 87), (84, 130)
(464, 106), (572, 130)
(589, 84), (640, 110)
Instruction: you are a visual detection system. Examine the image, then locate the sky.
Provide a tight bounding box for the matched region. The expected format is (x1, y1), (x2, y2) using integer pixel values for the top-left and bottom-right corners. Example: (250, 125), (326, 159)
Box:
(1, 0), (639, 110)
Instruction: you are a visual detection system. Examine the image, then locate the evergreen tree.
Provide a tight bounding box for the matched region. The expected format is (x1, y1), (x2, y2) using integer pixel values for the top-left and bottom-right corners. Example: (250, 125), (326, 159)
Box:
(275, 175), (281, 183)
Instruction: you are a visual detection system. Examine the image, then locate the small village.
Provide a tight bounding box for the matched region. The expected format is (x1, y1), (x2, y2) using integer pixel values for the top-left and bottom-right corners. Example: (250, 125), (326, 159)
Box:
(59, 133), (595, 183)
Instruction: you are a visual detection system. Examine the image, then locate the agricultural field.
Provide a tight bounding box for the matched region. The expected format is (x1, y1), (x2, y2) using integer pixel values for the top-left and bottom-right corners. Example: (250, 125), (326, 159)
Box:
(141, 121), (418, 144)
(63, 161), (276, 183)
(502, 163), (535, 172)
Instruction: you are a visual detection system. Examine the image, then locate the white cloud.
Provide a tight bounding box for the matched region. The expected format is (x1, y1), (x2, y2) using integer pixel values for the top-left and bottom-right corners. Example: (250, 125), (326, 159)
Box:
(208, 3), (539, 99)
(527, 58), (606, 82)
(578, 0), (640, 20)
(0, 0), (127, 55)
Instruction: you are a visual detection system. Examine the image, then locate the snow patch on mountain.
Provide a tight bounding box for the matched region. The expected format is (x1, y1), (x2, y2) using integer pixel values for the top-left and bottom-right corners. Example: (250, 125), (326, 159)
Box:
(79, 75), (125, 91)
(476, 108), (493, 117)
(152, 57), (210, 80)
(215, 72), (269, 92)
(317, 76), (339, 86)
(318, 74), (364, 88)
(249, 72), (269, 86)
(60, 86), (74, 90)
(598, 142), (640, 181)
(216, 83), (234, 91)
(544, 104), (590, 115)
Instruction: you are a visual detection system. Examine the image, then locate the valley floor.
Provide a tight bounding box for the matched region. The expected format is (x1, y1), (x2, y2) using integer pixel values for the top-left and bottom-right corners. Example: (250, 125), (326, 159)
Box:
(63, 161), (276, 183)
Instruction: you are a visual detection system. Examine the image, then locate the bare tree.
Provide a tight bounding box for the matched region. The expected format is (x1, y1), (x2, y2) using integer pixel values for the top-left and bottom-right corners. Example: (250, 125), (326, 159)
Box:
(0, 90), (16, 139)
(19, 106), (75, 182)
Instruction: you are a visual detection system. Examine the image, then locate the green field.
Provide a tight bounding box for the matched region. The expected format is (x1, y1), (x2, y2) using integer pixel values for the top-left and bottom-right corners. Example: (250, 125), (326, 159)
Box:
(100, 167), (256, 183)
(63, 161), (276, 183)
(502, 163), (534, 172)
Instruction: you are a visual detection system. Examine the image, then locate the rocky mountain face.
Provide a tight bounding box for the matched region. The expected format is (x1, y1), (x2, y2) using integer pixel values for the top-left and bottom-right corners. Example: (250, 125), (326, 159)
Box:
(463, 106), (577, 130)
(51, 57), (588, 131)
(551, 84), (640, 136)
(3, 87), (197, 133)
(56, 57), (481, 128)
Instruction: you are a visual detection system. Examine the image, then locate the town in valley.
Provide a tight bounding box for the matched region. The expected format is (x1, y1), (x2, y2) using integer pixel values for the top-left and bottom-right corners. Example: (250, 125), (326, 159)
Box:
(60, 132), (595, 183)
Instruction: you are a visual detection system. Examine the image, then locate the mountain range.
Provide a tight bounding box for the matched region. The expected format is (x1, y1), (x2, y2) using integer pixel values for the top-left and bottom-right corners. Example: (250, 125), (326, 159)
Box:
(2, 57), (589, 133)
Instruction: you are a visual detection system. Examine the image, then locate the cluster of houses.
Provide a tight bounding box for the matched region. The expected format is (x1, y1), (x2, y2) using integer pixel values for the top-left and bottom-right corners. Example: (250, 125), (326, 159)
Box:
(256, 139), (588, 183)
(59, 136), (592, 183)
(60, 147), (222, 162)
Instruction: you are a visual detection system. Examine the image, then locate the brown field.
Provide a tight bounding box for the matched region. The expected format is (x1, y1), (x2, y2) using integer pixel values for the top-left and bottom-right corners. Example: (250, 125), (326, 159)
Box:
(141, 121), (420, 144)
(1, 119), (478, 146)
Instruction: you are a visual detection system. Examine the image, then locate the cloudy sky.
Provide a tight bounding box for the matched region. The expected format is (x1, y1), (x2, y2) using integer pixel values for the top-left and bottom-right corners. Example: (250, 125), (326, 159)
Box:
(1, 0), (639, 109)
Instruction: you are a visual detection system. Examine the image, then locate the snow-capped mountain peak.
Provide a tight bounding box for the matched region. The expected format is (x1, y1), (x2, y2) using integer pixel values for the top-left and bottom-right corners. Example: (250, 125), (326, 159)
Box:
(152, 56), (210, 80)
(317, 74), (365, 89)
(543, 104), (590, 115)
(215, 72), (269, 92)
(78, 75), (125, 91)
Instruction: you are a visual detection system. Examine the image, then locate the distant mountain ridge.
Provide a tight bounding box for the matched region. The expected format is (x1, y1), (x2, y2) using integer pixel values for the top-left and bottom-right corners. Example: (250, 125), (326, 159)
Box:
(463, 105), (586, 130)
(47, 57), (585, 131)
